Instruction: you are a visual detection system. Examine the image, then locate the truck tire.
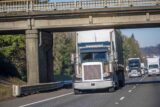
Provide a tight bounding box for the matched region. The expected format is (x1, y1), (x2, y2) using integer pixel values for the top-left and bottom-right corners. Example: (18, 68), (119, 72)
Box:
(108, 87), (115, 92)
(74, 89), (81, 95)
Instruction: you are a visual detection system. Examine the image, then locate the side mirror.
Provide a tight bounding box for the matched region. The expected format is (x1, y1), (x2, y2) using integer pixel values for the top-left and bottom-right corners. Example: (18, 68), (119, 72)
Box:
(126, 66), (129, 71)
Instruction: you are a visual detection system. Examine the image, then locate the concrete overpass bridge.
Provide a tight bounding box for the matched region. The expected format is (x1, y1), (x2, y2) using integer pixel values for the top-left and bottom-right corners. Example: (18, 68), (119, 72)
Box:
(0, 0), (160, 85)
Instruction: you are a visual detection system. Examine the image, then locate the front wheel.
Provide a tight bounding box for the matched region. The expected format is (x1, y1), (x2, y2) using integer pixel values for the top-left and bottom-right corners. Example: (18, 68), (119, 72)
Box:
(108, 87), (115, 92)
(74, 89), (81, 95)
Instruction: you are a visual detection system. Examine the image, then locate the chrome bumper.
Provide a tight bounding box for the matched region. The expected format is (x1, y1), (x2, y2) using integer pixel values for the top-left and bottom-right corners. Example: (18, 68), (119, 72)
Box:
(74, 80), (115, 90)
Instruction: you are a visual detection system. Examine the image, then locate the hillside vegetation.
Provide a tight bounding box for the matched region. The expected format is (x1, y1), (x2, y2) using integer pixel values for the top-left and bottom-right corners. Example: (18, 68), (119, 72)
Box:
(0, 35), (26, 80)
(0, 33), (75, 100)
(53, 32), (76, 81)
(0, 35), (26, 101)
(141, 44), (160, 56)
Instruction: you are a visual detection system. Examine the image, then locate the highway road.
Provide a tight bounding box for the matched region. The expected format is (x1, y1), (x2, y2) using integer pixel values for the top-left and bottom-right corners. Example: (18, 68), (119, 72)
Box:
(0, 75), (160, 107)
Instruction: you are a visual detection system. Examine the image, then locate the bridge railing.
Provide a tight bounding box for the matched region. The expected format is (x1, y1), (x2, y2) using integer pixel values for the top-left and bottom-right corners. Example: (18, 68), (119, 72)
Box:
(0, 0), (159, 13)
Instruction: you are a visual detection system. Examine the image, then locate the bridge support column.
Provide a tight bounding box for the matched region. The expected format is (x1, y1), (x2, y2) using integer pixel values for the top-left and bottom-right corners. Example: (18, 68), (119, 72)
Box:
(26, 30), (53, 85)
(26, 29), (40, 85)
(39, 31), (54, 83)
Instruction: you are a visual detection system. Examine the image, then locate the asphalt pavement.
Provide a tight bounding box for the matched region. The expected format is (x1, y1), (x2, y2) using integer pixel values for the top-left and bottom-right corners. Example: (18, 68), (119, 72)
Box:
(1, 74), (160, 107)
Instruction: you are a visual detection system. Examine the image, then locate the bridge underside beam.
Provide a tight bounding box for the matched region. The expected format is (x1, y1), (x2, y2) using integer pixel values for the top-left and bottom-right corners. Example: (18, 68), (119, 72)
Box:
(0, 12), (160, 34)
(32, 13), (160, 30)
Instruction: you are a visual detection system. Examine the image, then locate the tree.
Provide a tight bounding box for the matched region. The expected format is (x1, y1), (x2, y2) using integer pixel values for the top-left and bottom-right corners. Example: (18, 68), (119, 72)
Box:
(0, 35), (26, 80)
(117, 31), (142, 66)
(53, 32), (75, 80)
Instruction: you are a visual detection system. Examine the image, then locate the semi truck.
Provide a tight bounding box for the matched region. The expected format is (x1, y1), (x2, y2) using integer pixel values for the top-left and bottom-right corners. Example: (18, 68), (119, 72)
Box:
(73, 29), (125, 94)
(128, 58), (142, 77)
(147, 57), (160, 76)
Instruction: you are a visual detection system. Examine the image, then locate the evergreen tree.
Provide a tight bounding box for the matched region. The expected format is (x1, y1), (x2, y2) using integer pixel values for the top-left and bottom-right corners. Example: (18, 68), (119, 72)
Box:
(53, 32), (75, 80)
(122, 32), (142, 66)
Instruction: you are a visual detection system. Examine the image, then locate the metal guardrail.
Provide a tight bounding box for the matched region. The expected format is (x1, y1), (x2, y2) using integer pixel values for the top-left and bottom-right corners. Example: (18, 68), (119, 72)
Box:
(0, 0), (159, 13)
(12, 81), (73, 97)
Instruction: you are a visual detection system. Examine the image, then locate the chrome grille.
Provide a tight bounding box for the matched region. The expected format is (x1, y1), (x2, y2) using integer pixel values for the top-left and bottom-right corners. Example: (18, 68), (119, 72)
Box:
(83, 64), (101, 80)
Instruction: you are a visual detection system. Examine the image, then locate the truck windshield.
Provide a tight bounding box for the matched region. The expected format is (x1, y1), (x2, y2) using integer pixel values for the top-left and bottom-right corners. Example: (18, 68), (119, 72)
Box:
(128, 59), (140, 68)
(81, 52), (107, 62)
(81, 53), (93, 61)
(94, 52), (106, 60)
(149, 64), (158, 69)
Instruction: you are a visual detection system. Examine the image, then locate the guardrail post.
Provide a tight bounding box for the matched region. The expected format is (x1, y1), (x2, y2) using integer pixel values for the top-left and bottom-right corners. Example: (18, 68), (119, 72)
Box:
(12, 85), (21, 97)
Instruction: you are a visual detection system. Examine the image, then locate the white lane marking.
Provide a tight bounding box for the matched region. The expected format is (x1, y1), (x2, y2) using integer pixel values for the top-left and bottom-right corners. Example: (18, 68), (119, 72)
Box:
(115, 102), (119, 105)
(128, 90), (132, 93)
(120, 96), (125, 101)
(19, 92), (73, 107)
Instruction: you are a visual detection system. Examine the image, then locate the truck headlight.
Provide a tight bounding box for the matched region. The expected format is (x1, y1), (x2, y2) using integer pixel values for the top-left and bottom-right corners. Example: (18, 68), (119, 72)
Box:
(103, 72), (112, 80)
(103, 72), (111, 77)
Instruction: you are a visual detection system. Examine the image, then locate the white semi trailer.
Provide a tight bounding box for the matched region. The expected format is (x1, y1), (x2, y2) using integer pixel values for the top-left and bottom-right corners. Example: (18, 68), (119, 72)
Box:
(147, 57), (160, 76)
(73, 29), (125, 94)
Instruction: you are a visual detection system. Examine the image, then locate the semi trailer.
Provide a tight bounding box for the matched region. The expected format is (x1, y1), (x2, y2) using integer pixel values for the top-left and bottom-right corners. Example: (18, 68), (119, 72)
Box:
(73, 29), (125, 94)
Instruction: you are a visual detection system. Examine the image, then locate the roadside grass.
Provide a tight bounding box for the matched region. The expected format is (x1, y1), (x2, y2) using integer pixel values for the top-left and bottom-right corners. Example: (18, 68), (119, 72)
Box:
(0, 77), (26, 101)
(7, 77), (26, 85)
(0, 84), (12, 101)
(0, 74), (72, 101)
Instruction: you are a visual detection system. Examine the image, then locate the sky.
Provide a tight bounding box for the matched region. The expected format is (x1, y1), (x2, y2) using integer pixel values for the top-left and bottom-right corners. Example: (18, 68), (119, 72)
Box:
(121, 28), (160, 48)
